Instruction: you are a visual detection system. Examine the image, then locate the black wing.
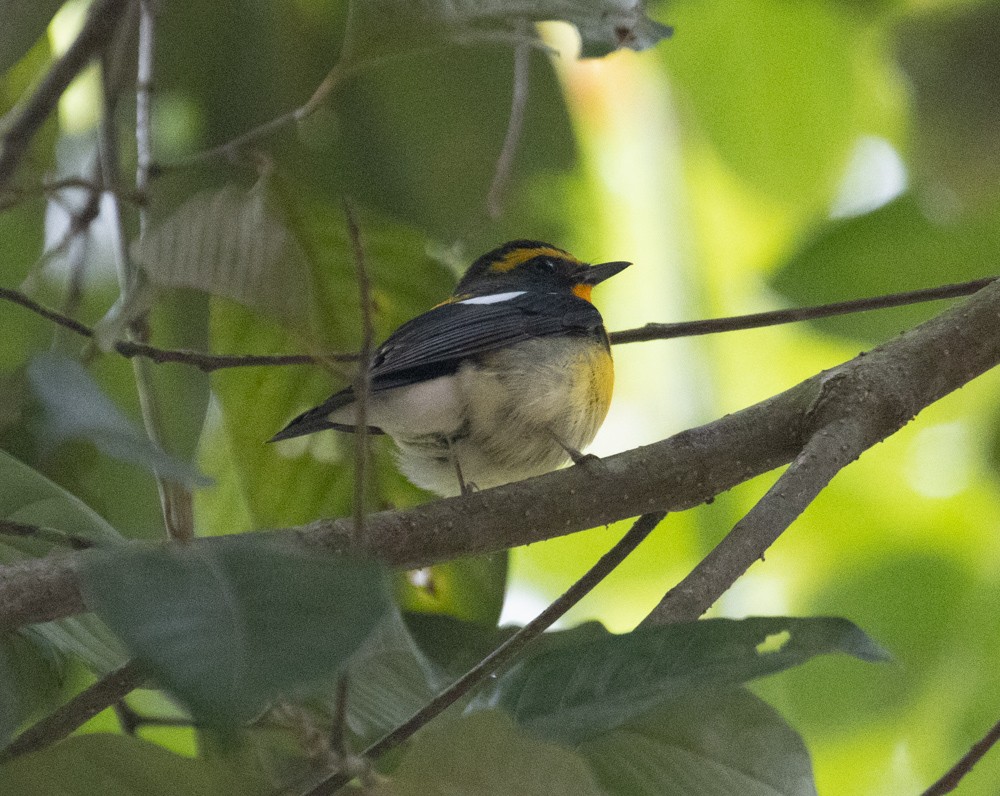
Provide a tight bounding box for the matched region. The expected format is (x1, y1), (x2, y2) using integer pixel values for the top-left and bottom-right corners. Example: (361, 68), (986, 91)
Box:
(270, 292), (604, 440)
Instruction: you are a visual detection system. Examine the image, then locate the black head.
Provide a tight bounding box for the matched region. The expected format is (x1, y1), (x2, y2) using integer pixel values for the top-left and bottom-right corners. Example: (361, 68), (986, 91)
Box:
(455, 240), (630, 300)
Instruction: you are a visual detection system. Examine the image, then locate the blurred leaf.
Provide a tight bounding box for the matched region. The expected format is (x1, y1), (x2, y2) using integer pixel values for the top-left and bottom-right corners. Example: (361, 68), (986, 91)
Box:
(334, 611), (442, 744)
(0, 630), (64, 746)
(404, 611), (517, 676)
(771, 194), (1000, 343)
(0, 734), (267, 796)
(580, 688), (816, 796)
(663, 0), (860, 203)
(133, 179), (313, 325)
(341, 0), (672, 63)
(382, 710), (604, 796)
(896, 3), (1000, 204)
(0, 449), (128, 672)
(27, 352), (210, 486)
(0, 0), (61, 75)
(143, 288), (212, 461)
(79, 537), (393, 725)
(398, 553), (508, 626)
(476, 616), (887, 744)
(210, 190), (454, 529)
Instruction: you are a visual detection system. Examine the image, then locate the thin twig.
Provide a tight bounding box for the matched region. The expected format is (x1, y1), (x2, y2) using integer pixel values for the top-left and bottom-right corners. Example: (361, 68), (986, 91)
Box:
(0, 519), (94, 550)
(486, 20), (531, 219)
(608, 277), (998, 345)
(0, 0), (129, 190)
(304, 511), (666, 795)
(0, 285), (356, 369)
(0, 659), (145, 761)
(3, 276), (994, 373)
(158, 61), (345, 173)
(921, 717), (1000, 796)
(345, 204), (375, 542)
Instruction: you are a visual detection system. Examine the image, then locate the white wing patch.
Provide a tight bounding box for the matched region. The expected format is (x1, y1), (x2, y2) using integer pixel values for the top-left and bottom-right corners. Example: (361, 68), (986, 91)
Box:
(458, 291), (527, 305)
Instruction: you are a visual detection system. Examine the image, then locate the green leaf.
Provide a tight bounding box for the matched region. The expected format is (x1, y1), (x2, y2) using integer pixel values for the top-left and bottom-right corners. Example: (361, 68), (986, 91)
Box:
(385, 710), (604, 796)
(0, 450), (128, 673)
(398, 553), (509, 626)
(0, 0), (61, 76)
(27, 352), (210, 487)
(79, 537), (393, 725)
(0, 734), (267, 796)
(579, 688), (817, 796)
(478, 616), (887, 744)
(662, 0), (860, 204)
(132, 179), (313, 325)
(771, 194), (1000, 343)
(404, 611), (517, 676)
(209, 191), (454, 529)
(0, 630), (64, 746)
(333, 611), (442, 744)
(896, 3), (1000, 203)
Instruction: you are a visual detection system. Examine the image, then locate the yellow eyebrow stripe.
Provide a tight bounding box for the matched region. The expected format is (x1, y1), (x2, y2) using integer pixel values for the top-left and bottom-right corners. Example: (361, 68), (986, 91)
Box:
(489, 245), (576, 273)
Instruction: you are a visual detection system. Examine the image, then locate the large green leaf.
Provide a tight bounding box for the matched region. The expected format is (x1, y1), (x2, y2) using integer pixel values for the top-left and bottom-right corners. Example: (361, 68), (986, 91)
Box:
(896, 2), (1000, 204)
(477, 616), (887, 744)
(662, 0), (861, 204)
(132, 181), (313, 326)
(0, 630), (63, 747)
(0, 734), (268, 796)
(384, 710), (605, 796)
(207, 185), (454, 529)
(0, 0), (62, 75)
(398, 553), (509, 627)
(27, 352), (209, 486)
(579, 688), (816, 796)
(0, 450), (127, 673)
(771, 194), (1000, 343)
(79, 537), (393, 725)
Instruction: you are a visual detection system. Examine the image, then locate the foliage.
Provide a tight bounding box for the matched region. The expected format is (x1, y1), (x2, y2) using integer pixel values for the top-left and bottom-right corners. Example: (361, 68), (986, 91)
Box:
(2, 0), (1000, 793)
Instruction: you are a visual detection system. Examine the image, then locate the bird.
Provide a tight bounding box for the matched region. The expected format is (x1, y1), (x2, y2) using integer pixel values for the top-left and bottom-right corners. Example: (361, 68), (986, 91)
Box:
(270, 240), (630, 497)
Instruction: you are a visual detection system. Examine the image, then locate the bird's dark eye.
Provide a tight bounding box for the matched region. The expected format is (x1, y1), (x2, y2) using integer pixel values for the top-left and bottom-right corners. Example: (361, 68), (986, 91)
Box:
(538, 258), (557, 272)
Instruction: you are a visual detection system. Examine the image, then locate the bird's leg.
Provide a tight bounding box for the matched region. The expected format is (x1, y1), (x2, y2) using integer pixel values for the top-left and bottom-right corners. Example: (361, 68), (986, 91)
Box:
(447, 437), (476, 496)
(548, 429), (602, 468)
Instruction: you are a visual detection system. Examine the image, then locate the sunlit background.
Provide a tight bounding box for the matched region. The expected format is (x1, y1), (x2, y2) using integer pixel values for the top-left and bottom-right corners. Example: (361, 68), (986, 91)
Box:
(4, 0), (1000, 792)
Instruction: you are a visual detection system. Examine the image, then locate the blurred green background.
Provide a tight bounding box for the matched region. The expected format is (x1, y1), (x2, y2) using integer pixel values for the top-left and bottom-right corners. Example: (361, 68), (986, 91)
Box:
(3, 0), (1000, 792)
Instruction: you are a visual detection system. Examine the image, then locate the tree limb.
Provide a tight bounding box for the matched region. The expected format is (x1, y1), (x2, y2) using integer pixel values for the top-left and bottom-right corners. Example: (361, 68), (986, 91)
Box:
(2, 278), (1000, 633)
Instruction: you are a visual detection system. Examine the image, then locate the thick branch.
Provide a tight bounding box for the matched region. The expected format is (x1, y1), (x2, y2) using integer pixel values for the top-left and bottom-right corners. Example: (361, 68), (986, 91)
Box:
(2, 279), (1000, 632)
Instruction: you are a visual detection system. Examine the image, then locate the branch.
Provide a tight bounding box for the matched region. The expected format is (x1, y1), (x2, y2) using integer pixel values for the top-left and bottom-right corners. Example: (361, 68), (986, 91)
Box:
(305, 512), (666, 795)
(4, 277), (1000, 632)
(921, 716), (1000, 796)
(608, 276), (997, 345)
(0, 659), (145, 761)
(0, 286), (355, 371)
(2, 276), (993, 374)
(0, 0), (129, 190)
(642, 421), (860, 625)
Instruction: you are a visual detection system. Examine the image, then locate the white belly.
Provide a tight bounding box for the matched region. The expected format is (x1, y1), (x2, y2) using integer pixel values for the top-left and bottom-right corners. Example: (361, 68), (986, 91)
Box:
(373, 336), (614, 496)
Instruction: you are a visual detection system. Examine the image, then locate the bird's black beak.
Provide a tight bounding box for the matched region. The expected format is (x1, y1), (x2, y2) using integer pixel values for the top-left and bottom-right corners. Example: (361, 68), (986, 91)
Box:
(579, 260), (631, 285)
